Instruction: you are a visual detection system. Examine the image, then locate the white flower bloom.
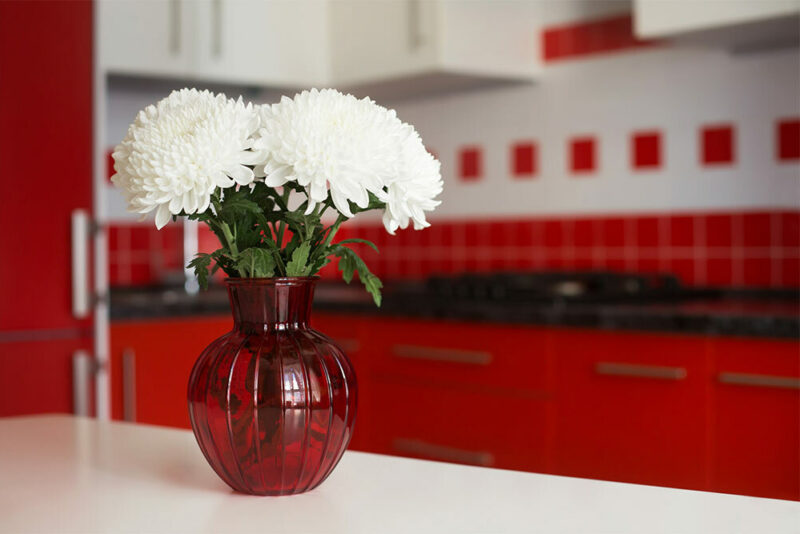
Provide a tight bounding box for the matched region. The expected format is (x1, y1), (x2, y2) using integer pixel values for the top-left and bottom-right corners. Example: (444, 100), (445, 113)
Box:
(382, 132), (443, 234)
(111, 88), (263, 229)
(253, 89), (413, 218)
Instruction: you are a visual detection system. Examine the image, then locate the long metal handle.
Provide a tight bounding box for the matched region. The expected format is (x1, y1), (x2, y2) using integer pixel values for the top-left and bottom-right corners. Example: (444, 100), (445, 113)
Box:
(333, 338), (360, 354)
(122, 349), (137, 422)
(393, 438), (494, 467)
(407, 0), (423, 51)
(71, 210), (90, 319)
(393, 345), (492, 366)
(595, 362), (687, 380)
(719, 372), (800, 390)
(72, 350), (92, 416)
(211, 0), (222, 58)
(169, 0), (181, 55)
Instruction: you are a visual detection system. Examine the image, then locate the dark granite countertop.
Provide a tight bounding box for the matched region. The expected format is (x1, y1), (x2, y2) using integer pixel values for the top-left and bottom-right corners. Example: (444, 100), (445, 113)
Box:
(110, 281), (800, 339)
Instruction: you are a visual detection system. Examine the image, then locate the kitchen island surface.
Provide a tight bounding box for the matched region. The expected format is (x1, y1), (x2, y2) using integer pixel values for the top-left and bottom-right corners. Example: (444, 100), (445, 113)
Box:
(0, 415), (797, 534)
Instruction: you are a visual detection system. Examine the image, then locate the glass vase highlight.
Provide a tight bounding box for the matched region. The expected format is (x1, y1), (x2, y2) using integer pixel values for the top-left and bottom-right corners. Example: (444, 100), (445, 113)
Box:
(187, 277), (357, 495)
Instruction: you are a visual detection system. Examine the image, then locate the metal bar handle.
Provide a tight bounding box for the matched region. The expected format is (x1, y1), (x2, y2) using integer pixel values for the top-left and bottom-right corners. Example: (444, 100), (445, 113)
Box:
(595, 362), (687, 380)
(719, 372), (800, 390)
(393, 345), (492, 366)
(169, 0), (181, 55)
(211, 0), (222, 58)
(407, 0), (423, 50)
(71, 210), (90, 319)
(393, 438), (494, 467)
(72, 350), (92, 416)
(122, 349), (137, 422)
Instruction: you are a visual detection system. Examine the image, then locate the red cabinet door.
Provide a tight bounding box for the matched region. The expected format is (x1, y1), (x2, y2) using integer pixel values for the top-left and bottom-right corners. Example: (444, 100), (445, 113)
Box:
(310, 313), (378, 450)
(711, 338), (800, 501)
(554, 329), (711, 491)
(368, 379), (551, 473)
(0, 1), (94, 416)
(110, 317), (232, 428)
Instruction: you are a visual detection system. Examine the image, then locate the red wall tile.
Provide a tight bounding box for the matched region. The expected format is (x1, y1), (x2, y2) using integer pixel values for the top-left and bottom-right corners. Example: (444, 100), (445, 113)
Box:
(701, 124), (735, 166)
(631, 131), (662, 170)
(570, 137), (597, 174)
(741, 212), (772, 248)
(705, 214), (732, 247)
(459, 146), (483, 182)
(670, 216), (694, 247)
(542, 15), (656, 63)
(777, 118), (800, 161)
(635, 216), (660, 247)
(511, 141), (537, 178)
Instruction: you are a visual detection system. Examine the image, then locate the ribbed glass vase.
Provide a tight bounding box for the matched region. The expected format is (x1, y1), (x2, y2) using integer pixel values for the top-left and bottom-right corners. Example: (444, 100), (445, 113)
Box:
(187, 277), (357, 496)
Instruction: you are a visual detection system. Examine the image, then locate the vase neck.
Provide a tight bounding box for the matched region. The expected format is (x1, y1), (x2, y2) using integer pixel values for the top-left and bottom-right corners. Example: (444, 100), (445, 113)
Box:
(226, 278), (316, 333)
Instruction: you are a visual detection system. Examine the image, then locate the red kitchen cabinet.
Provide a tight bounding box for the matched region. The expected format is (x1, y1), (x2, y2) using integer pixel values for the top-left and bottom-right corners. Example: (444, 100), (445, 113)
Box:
(0, 0), (94, 416)
(554, 330), (711, 491)
(368, 380), (550, 472)
(361, 317), (555, 472)
(711, 338), (800, 501)
(311, 313), (378, 450)
(110, 317), (232, 428)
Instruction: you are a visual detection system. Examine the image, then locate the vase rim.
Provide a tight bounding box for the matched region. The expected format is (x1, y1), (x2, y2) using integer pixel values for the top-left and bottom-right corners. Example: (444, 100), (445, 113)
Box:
(225, 276), (320, 286)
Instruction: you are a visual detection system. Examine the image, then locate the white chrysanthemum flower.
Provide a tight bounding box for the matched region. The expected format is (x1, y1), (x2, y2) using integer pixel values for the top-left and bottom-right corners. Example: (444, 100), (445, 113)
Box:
(254, 89), (405, 217)
(382, 134), (443, 234)
(111, 88), (263, 229)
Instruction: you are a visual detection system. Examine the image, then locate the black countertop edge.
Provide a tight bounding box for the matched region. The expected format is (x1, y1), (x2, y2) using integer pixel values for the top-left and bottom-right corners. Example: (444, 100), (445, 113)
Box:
(109, 287), (800, 340)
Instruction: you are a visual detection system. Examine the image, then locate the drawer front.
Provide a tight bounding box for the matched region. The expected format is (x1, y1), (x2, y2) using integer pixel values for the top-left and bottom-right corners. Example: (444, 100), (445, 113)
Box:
(712, 338), (800, 501)
(370, 318), (553, 394)
(367, 379), (552, 473)
(554, 330), (710, 491)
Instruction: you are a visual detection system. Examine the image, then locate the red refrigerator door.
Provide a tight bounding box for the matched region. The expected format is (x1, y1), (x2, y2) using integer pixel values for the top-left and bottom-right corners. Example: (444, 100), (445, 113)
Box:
(0, 1), (94, 416)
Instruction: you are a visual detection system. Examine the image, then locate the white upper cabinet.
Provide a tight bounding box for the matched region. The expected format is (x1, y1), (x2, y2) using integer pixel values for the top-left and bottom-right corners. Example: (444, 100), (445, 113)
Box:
(98, 0), (195, 78)
(329, 0), (540, 98)
(634, 0), (800, 50)
(99, 0), (540, 96)
(192, 0), (328, 88)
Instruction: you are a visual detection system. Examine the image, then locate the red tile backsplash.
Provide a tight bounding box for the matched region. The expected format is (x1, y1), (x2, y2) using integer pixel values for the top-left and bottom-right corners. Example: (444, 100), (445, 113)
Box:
(458, 146), (483, 182)
(701, 124), (735, 166)
(632, 131), (661, 170)
(511, 141), (537, 178)
(110, 210), (800, 289)
(777, 118), (800, 161)
(570, 136), (597, 174)
(542, 14), (656, 63)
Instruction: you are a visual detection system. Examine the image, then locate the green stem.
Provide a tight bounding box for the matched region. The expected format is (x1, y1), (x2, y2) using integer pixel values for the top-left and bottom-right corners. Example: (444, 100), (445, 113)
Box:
(219, 221), (239, 256)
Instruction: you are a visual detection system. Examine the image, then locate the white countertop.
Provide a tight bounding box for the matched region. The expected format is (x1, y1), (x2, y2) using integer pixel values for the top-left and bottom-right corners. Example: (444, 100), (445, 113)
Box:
(0, 415), (797, 534)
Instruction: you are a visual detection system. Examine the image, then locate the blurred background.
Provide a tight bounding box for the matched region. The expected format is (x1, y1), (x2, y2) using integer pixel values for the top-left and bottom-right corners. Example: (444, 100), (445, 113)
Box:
(1, 0), (799, 502)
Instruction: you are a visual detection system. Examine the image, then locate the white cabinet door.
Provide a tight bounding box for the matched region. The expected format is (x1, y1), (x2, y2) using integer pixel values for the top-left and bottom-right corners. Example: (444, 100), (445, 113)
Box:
(193, 0), (328, 88)
(329, 0), (437, 86)
(98, 0), (195, 78)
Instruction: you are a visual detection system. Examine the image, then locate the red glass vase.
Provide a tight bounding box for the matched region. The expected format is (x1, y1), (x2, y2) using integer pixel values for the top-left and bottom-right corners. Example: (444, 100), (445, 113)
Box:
(187, 277), (357, 496)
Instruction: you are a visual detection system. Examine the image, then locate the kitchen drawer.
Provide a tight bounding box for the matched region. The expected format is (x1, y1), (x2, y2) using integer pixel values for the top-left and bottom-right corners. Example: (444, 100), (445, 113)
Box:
(369, 318), (553, 394)
(367, 378), (552, 473)
(554, 330), (710, 491)
(711, 338), (800, 500)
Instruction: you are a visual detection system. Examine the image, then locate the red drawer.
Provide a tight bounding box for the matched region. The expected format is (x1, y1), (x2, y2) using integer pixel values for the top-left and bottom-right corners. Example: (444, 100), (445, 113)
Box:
(369, 317), (553, 394)
(367, 378), (552, 473)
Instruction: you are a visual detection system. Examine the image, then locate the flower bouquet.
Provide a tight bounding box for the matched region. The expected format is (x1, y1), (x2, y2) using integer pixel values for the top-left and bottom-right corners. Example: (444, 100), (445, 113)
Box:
(111, 88), (442, 495)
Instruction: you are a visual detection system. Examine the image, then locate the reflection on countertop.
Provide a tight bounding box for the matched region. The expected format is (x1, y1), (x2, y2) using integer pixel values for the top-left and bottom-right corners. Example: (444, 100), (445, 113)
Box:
(110, 272), (800, 339)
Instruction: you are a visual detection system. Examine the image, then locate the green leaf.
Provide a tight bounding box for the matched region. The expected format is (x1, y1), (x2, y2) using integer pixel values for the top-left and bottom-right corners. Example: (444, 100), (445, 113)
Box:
(235, 247), (276, 278)
(337, 238), (379, 253)
(285, 241), (312, 277)
(331, 244), (383, 306)
(187, 253), (213, 290)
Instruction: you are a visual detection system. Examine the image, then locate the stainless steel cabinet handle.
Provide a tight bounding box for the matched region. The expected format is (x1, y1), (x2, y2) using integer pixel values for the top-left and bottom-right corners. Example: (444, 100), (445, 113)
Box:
(71, 210), (90, 319)
(211, 0), (222, 58)
(407, 0), (423, 51)
(595, 362), (687, 380)
(333, 338), (360, 354)
(72, 350), (92, 416)
(392, 345), (492, 366)
(393, 438), (494, 467)
(719, 372), (800, 390)
(169, 0), (181, 55)
(122, 349), (136, 422)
